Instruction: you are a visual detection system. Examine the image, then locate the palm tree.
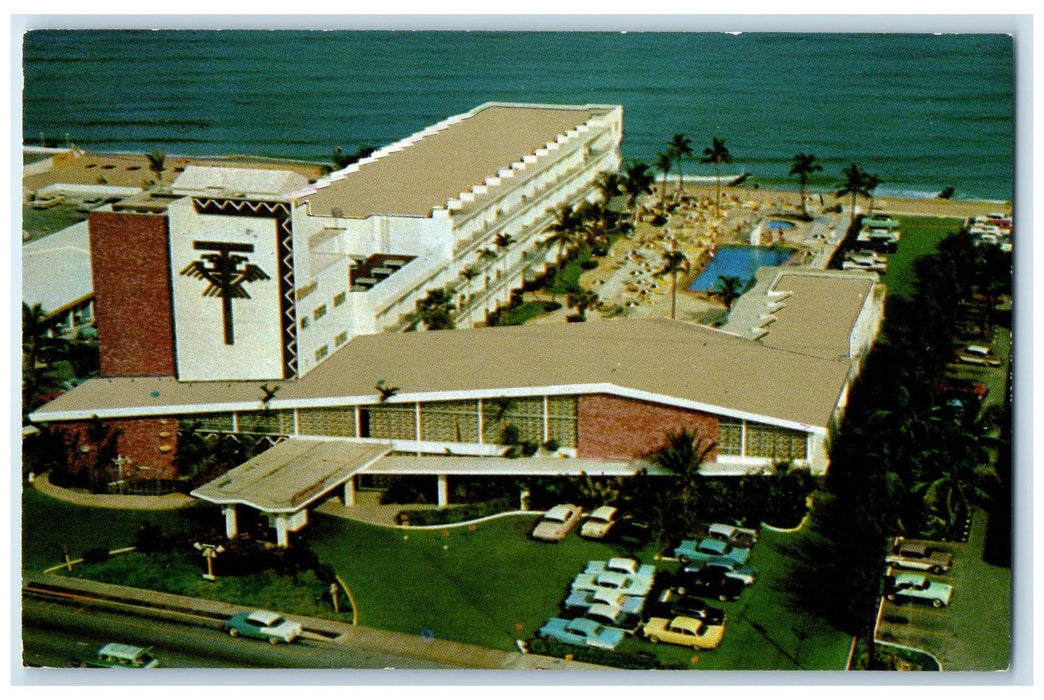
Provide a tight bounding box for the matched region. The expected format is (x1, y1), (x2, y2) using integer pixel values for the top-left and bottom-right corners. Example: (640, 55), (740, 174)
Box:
(656, 246), (690, 320)
(477, 247), (498, 290)
(145, 150), (166, 186)
(543, 204), (583, 303)
(713, 274), (744, 311)
(789, 152), (823, 220)
(565, 287), (600, 321)
(493, 232), (515, 281)
(620, 160), (655, 230)
(863, 173), (883, 218)
(593, 170), (623, 202)
(650, 428), (717, 533)
(654, 151), (673, 208)
(416, 287), (456, 330)
(836, 163), (869, 225)
(22, 302), (63, 412)
(700, 138), (733, 217)
(668, 133), (694, 197)
(459, 265), (481, 327)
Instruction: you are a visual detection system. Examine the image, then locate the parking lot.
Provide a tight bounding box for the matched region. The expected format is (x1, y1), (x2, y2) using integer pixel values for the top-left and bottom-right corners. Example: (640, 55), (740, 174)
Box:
(876, 508), (1011, 671)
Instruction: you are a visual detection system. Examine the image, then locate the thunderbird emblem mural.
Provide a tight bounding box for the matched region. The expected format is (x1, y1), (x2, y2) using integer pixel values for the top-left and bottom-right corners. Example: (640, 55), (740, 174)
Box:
(180, 240), (270, 345)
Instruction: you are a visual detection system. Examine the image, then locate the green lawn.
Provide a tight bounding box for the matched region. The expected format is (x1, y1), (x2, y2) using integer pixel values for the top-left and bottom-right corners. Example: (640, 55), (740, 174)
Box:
(20, 489), (219, 573)
(306, 513), (851, 669)
(879, 216), (965, 298)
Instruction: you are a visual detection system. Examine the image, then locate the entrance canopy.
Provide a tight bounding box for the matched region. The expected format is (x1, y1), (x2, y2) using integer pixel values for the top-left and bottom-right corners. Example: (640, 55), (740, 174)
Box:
(191, 439), (390, 513)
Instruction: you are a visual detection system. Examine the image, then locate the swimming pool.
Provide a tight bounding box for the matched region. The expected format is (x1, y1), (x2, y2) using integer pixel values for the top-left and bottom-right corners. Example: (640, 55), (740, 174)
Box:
(688, 245), (797, 292)
(764, 219), (796, 231)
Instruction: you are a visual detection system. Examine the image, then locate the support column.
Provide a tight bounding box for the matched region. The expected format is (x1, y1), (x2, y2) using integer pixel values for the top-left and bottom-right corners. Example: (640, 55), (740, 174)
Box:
(437, 474), (449, 507)
(275, 515), (290, 548)
(344, 477), (356, 506)
(222, 505), (238, 539)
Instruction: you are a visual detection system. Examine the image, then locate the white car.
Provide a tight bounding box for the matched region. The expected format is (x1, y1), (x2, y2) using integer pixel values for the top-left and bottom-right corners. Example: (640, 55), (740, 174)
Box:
(580, 506), (618, 539)
(956, 345), (1003, 367)
(531, 504), (583, 542)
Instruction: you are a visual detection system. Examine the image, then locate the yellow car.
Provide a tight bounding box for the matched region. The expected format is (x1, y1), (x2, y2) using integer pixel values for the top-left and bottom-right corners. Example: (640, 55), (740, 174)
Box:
(642, 615), (725, 649)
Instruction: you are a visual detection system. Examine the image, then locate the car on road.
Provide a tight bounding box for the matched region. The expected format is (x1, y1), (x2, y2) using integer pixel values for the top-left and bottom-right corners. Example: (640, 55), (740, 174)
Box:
(646, 588), (725, 626)
(223, 610), (303, 644)
(642, 615), (725, 649)
(531, 504), (583, 542)
(886, 539), (953, 574)
(885, 572), (954, 608)
(538, 616), (626, 651)
(672, 566), (746, 601)
(673, 537), (750, 565)
(580, 506), (618, 539)
(71, 642), (160, 669)
(956, 344), (1003, 367)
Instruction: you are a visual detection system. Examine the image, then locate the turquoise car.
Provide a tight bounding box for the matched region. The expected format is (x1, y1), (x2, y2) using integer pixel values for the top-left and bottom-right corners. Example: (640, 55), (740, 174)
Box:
(673, 537), (750, 565)
(562, 587), (646, 616)
(538, 617), (626, 651)
(223, 610), (303, 644)
(571, 570), (654, 597)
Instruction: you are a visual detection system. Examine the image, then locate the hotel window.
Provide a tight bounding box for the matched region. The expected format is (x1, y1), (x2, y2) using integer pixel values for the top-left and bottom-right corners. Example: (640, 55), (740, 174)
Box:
(335, 331), (348, 346)
(334, 291), (347, 307)
(717, 417), (743, 456)
(298, 406), (356, 437)
(315, 345), (329, 362)
(314, 304), (327, 321)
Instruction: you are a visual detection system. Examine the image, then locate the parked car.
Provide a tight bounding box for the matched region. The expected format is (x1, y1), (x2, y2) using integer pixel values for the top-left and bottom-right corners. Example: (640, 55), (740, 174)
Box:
(583, 602), (643, 635)
(571, 570), (655, 597)
(885, 572), (954, 608)
(223, 610), (303, 644)
(71, 643), (159, 669)
(672, 566), (746, 601)
(538, 616), (626, 651)
(580, 506), (618, 539)
(939, 380), (988, 402)
(531, 504), (583, 542)
(642, 615), (725, 649)
(886, 539), (953, 574)
(694, 522), (758, 548)
(683, 559), (756, 586)
(956, 345), (1004, 367)
(613, 516), (652, 546)
(563, 587), (646, 616)
(673, 537), (750, 565)
(583, 557), (656, 582)
(646, 588), (725, 626)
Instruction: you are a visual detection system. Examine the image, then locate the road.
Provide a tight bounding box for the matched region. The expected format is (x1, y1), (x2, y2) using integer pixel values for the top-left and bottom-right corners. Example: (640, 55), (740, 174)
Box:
(22, 595), (454, 670)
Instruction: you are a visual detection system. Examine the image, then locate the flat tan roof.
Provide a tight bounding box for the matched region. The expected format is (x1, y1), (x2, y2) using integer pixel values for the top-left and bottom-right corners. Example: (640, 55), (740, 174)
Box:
(304, 104), (612, 219)
(191, 439), (389, 512)
(761, 272), (876, 359)
(33, 318), (851, 430)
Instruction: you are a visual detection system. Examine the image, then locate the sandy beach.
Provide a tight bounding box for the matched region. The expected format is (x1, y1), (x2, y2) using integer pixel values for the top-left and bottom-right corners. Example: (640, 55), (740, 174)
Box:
(528, 181), (1010, 326)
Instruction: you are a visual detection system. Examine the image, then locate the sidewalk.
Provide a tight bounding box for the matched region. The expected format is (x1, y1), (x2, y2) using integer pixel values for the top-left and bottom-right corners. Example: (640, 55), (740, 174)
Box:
(30, 472), (197, 510)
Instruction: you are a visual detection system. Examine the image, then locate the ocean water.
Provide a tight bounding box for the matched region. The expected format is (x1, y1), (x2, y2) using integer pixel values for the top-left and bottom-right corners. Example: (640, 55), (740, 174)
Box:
(21, 30), (1014, 202)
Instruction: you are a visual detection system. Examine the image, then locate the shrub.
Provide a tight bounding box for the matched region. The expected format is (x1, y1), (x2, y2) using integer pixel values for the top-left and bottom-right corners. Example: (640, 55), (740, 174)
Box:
(565, 313), (585, 322)
(526, 637), (686, 670)
(81, 547), (110, 564)
(541, 438), (560, 453)
(395, 496), (516, 526)
(542, 301), (562, 312)
(579, 260), (599, 270)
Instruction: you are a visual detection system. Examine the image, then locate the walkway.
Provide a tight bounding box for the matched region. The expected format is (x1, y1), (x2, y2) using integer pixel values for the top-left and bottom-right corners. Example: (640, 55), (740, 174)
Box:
(29, 472), (197, 510)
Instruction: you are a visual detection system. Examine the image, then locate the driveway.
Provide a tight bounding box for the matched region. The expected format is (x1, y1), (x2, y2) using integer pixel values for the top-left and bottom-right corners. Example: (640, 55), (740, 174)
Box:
(876, 508), (1011, 671)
